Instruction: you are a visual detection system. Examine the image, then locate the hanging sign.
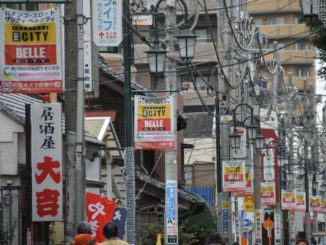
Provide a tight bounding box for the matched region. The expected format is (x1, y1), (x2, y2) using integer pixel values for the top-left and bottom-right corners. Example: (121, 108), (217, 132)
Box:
(31, 103), (62, 221)
(0, 8), (63, 93)
(281, 190), (296, 210)
(134, 95), (176, 150)
(310, 195), (321, 213)
(243, 194), (254, 212)
(320, 198), (326, 214)
(86, 192), (116, 242)
(260, 181), (276, 206)
(295, 191), (306, 211)
(222, 160), (246, 192)
(263, 155), (275, 181)
(92, 0), (123, 47)
(255, 209), (263, 244)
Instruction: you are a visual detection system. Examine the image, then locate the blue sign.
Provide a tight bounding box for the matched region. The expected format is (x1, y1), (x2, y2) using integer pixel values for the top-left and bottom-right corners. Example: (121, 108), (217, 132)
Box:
(242, 218), (251, 227)
(112, 208), (127, 239)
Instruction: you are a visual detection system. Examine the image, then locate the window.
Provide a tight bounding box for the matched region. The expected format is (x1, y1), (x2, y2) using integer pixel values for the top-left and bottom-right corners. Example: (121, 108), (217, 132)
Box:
(195, 28), (209, 43)
(195, 76), (208, 91)
(296, 67), (310, 77)
(294, 41), (310, 50)
(269, 16), (284, 25)
(254, 17), (262, 26)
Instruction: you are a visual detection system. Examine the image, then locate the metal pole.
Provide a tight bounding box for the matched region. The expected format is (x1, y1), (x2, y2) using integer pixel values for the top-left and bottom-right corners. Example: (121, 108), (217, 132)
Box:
(123, 0), (136, 243)
(304, 140), (311, 243)
(164, 2), (178, 244)
(75, 0), (85, 227)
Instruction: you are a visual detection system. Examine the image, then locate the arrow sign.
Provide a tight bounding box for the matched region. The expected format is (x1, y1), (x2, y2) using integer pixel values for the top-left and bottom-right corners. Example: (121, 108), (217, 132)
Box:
(242, 218), (251, 227)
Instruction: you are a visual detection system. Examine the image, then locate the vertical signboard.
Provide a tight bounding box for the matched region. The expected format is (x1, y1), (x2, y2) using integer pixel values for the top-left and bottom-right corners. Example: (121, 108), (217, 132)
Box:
(282, 190), (296, 210)
(222, 160), (246, 192)
(31, 103), (62, 221)
(134, 95), (175, 150)
(310, 196), (321, 213)
(166, 180), (178, 244)
(263, 155), (275, 181)
(255, 209), (262, 244)
(92, 0), (123, 47)
(83, 0), (93, 92)
(260, 181), (276, 206)
(222, 200), (230, 242)
(274, 207), (282, 244)
(0, 8), (63, 93)
(295, 191), (306, 211)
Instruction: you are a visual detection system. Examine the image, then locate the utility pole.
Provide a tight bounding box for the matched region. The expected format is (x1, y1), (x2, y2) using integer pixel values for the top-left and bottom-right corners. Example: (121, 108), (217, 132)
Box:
(122, 0), (136, 243)
(163, 2), (178, 244)
(64, 0), (85, 242)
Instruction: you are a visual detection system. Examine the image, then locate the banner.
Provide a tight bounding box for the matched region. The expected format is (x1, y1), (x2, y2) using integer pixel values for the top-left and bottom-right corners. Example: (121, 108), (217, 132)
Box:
(31, 103), (62, 221)
(263, 155), (275, 181)
(134, 95), (175, 150)
(281, 190), (296, 210)
(243, 194), (254, 212)
(320, 198), (326, 214)
(295, 191), (306, 211)
(310, 195), (321, 213)
(0, 8), (63, 93)
(222, 160), (246, 192)
(166, 180), (178, 244)
(86, 192), (116, 242)
(92, 0), (122, 47)
(261, 181), (276, 206)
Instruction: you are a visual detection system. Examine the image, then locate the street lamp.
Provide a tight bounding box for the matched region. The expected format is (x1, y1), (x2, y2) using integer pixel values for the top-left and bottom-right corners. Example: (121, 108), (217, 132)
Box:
(146, 0), (196, 73)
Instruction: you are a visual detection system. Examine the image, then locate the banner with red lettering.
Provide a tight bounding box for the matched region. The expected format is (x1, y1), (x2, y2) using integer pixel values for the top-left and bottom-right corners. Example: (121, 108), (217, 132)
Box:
(0, 8), (63, 93)
(86, 192), (116, 242)
(31, 103), (62, 221)
(222, 160), (246, 192)
(310, 195), (321, 213)
(281, 190), (296, 210)
(261, 181), (276, 206)
(134, 95), (175, 150)
(295, 191), (306, 211)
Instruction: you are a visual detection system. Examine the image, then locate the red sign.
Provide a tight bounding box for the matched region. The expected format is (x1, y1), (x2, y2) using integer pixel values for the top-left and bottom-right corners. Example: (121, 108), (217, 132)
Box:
(86, 192), (116, 242)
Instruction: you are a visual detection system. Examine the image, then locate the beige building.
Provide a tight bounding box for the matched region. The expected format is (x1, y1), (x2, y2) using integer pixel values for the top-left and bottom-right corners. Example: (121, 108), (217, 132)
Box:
(248, 0), (316, 93)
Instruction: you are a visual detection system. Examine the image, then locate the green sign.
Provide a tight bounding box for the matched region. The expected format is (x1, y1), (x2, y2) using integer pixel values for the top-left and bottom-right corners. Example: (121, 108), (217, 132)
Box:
(0, 0), (70, 3)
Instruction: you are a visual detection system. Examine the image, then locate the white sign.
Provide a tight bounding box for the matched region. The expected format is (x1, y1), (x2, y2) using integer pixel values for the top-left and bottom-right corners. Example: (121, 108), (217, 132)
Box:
(83, 0), (93, 92)
(31, 103), (63, 221)
(92, 0), (123, 47)
(166, 180), (178, 244)
(263, 155), (275, 181)
(274, 208), (282, 244)
(222, 160), (246, 193)
(255, 209), (262, 244)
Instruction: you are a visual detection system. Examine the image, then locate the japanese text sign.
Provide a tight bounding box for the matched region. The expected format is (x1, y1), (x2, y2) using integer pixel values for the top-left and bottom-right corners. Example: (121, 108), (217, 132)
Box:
(92, 0), (122, 47)
(31, 103), (62, 221)
(134, 95), (176, 150)
(260, 181), (276, 206)
(243, 194), (254, 212)
(295, 191), (306, 211)
(263, 155), (275, 181)
(281, 190), (296, 210)
(222, 160), (246, 192)
(86, 192), (116, 242)
(0, 8), (63, 93)
(310, 195), (321, 213)
(166, 180), (178, 244)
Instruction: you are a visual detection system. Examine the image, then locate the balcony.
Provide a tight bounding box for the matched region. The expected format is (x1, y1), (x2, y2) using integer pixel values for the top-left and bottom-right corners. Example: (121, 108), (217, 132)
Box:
(248, 0), (301, 14)
(258, 24), (309, 39)
(282, 76), (316, 92)
(264, 50), (315, 65)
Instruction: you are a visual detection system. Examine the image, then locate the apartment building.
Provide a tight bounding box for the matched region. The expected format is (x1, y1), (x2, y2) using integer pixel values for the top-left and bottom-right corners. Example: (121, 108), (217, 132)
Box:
(248, 0), (316, 93)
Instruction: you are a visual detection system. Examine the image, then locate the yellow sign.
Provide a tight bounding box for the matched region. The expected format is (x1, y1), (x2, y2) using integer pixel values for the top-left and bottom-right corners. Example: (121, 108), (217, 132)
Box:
(244, 194), (254, 212)
(222, 201), (229, 209)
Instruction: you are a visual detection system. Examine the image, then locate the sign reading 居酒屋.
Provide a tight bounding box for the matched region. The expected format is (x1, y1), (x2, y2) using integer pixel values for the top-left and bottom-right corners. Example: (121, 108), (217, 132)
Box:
(134, 95), (175, 150)
(31, 103), (63, 221)
(222, 160), (246, 193)
(0, 8), (63, 93)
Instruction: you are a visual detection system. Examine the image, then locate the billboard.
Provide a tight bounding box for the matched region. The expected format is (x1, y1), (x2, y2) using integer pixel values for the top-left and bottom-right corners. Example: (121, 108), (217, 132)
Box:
(134, 95), (176, 150)
(0, 8), (63, 93)
(222, 160), (246, 192)
(260, 181), (276, 206)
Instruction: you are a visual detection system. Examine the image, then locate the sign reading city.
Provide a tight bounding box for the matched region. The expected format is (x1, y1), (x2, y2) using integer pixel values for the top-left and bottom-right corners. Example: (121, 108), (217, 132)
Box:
(31, 103), (62, 221)
(92, 0), (123, 47)
(222, 160), (246, 192)
(134, 95), (175, 150)
(0, 8), (63, 93)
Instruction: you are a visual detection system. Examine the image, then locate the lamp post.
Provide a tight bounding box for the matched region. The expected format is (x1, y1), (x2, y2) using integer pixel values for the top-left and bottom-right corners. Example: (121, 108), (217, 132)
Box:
(229, 103), (264, 244)
(146, 1), (196, 244)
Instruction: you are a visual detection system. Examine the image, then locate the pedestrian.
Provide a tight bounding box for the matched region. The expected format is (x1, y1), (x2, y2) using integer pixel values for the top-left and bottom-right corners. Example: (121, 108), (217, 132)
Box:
(296, 238), (309, 245)
(101, 222), (129, 245)
(232, 242), (240, 245)
(205, 233), (225, 245)
(71, 222), (98, 245)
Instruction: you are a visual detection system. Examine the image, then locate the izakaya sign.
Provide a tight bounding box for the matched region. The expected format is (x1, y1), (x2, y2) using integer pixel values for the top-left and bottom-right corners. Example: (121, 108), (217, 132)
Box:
(0, 8), (63, 93)
(31, 103), (62, 221)
(134, 95), (175, 150)
(86, 192), (116, 242)
(222, 160), (246, 192)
